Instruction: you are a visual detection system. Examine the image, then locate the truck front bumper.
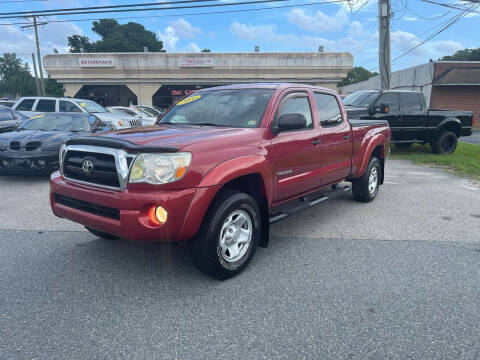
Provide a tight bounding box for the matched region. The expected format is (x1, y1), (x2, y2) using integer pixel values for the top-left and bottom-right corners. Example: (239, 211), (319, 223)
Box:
(50, 171), (218, 243)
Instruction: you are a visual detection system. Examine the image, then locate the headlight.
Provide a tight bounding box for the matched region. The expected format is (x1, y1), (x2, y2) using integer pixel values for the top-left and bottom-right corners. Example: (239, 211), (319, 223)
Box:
(129, 152), (192, 184)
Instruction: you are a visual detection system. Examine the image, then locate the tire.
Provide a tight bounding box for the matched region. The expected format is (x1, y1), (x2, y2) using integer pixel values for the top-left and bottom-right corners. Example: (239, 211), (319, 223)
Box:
(86, 227), (120, 240)
(189, 190), (261, 280)
(352, 157), (381, 203)
(431, 131), (457, 154)
(395, 143), (413, 149)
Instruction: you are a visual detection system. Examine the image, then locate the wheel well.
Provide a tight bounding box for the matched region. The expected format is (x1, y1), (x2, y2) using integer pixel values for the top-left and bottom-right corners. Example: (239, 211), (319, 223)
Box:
(215, 174), (270, 247)
(371, 146), (385, 185)
(439, 122), (461, 137)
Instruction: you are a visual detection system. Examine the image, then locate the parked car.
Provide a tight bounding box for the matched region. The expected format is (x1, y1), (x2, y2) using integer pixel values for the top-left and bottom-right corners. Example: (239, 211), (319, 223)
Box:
(0, 105), (28, 133)
(135, 105), (163, 117)
(50, 83), (391, 279)
(12, 97), (142, 130)
(343, 90), (473, 154)
(0, 99), (15, 108)
(107, 106), (150, 125)
(0, 113), (111, 174)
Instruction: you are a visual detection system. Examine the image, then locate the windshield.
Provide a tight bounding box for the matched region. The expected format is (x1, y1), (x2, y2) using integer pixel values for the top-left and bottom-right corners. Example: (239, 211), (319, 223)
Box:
(159, 89), (274, 128)
(20, 114), (90, 132)
(137, 106), (159, 117)
(75, 100), (107, 113)
(343, 92), (379, 107)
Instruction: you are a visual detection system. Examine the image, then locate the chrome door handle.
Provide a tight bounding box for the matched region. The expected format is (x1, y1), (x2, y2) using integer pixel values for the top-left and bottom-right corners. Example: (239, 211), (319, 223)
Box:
(312, 139), (321, 145)
(344, 135), (350, 140)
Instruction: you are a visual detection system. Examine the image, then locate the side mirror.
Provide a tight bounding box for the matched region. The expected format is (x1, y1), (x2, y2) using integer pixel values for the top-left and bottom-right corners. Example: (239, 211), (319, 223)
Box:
(274, 113), (307, 133)
(373, 103), (390, 114)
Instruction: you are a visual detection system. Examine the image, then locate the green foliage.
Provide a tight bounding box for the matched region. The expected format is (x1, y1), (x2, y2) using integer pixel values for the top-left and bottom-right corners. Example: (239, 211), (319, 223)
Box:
(0, 53), (36, 97)
(440, 48), (480, 61)
(45, 76), (64, 96)
(390, 142), (480, 180)
(338, 66), (378, 87)
(201, 49), (211, 52)
(67, 19), (165, 53)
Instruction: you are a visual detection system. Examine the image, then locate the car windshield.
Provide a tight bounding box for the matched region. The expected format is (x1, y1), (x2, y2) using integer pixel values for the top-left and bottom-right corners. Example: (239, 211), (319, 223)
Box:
(159, 89), (274, 128)
(19, 114), (89, 132)
(137, 106), (159, 117)
(75, 100), (107, 113)
(343, 92), (379, 107)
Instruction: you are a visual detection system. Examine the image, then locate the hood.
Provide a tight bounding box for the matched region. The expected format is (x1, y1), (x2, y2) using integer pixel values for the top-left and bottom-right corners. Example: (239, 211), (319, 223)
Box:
(344, 106), (370, 118)
(88, 125), (258, 150)
(95, 112), (137, 122)
(0, 129), (84, 151)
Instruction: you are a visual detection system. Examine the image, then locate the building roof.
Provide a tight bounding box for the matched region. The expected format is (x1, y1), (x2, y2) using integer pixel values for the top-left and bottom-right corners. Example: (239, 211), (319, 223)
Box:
(434, 67), (480, 86)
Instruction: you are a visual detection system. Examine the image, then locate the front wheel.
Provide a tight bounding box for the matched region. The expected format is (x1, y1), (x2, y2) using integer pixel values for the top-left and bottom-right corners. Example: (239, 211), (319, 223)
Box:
(189, 190), (261, 280)
(352, 157), (381, 203)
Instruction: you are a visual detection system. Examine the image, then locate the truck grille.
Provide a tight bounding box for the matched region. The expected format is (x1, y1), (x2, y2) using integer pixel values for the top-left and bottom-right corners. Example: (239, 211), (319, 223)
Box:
(63, 150), (120, 188)
(53, 193), (120, 220)
(129, 119), (142, 127)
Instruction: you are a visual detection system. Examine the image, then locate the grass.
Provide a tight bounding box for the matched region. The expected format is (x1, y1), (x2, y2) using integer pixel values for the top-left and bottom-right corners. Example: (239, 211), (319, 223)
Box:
(390, 141), (480, 180)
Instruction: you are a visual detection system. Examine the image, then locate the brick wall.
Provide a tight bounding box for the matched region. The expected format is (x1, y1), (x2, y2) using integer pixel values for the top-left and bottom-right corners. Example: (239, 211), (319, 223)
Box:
(432, 62), (480, 127)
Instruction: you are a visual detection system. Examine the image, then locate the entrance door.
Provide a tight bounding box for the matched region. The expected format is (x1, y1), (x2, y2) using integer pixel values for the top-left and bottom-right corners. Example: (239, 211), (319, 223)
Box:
(271, 92), (322, 202)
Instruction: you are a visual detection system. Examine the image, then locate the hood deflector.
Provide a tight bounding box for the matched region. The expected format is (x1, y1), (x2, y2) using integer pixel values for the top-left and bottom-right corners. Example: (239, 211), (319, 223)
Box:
(65, 136), (178, 153)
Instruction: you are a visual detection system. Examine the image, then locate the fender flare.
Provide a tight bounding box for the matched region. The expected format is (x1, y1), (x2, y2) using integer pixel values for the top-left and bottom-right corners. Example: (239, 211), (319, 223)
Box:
(436, 117), (461, 136)
(355, 133), (386, 178)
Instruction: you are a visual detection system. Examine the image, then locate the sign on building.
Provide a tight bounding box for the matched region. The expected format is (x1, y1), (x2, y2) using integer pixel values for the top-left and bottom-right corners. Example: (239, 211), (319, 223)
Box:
(79, 58), (115, 67)
(178, 58), (214, 68)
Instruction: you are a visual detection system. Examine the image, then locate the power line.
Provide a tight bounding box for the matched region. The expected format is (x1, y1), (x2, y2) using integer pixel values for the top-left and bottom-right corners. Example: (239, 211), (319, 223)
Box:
(0, 0), (345, 26)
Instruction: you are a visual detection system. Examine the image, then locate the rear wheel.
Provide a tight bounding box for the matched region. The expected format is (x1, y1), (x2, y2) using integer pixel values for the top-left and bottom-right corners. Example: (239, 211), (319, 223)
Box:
(431, 131), (457, 154)
(352, 157), (381, 203)
(86, 227), (119, 240)
(189, 190), (261, 280)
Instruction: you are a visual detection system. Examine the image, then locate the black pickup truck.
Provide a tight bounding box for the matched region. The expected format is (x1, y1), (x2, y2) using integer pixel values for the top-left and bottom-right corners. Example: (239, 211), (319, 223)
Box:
(343, 90), (473, 154)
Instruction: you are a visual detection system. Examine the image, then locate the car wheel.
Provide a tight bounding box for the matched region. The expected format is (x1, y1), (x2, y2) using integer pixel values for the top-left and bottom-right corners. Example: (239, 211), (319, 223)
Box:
(85, 227), (119, 240)
(432, 131), (457, 154)
(395, 143), (413, 149)
(189, 190), (261, 280)
(352, 157), (381, 203)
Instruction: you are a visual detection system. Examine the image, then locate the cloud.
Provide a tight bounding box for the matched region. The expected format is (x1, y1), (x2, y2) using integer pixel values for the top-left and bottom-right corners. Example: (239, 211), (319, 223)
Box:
(183, 43), (201, 53)
(286, 8), (349, 33)
(169, 18), (202, 39)
(158, 26), (179, 52)
(0, 20), (83, 56)
(230, 22), (297, 44)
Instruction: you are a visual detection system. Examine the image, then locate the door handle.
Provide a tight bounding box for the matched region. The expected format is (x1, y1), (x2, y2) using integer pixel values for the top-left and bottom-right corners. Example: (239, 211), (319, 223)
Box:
(312, 139), (321, 145)
(344, 135), (350, 140)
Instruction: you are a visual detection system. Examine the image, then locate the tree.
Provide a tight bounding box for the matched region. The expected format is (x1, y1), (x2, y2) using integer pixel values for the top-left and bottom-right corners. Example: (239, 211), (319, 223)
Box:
(0, 53), (36, 97)
(440, 48), (480, 61)
(338, 66), (378, 87)
(67, 19), (165, 53)
(0, 53), (64, 97)
(201, 49), (211, 52)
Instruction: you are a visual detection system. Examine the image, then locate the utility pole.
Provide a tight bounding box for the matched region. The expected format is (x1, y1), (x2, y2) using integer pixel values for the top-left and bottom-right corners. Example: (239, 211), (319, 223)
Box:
(378, 0), (391, 90)
(31, 53), (41, 95)
(22, 16), (47, 95)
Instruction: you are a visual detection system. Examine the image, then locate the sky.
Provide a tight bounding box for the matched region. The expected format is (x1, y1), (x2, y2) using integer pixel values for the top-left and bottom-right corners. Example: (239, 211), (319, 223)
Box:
(0, 0), (478, 73)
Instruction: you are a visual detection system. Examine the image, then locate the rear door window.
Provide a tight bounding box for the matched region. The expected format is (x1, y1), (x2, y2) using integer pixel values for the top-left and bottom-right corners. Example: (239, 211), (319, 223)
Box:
(59, 101), (82, 112)
(35, 99), (56, 112)
(16, 99), (36, 111)
(401, 93), (423, 112)
(314, 93), (343, 127)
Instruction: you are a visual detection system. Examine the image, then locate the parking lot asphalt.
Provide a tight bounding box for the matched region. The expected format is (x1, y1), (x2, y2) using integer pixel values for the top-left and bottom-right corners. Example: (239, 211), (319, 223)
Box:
(460, 130), (480, 145)
(1, 160), (480, 359)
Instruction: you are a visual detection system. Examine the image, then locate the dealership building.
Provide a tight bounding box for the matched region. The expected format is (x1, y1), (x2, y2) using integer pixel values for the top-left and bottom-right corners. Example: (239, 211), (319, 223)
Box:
(43, 52), (353, 109)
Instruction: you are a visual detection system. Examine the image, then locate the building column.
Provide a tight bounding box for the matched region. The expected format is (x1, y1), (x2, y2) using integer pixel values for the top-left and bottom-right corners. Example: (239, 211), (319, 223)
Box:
(63, 83), (83, 98)
(126, 83), (161, 106)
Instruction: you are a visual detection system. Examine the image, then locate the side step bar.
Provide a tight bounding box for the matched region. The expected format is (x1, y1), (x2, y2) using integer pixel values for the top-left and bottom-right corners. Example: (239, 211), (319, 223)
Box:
(269, 185), (351, 224)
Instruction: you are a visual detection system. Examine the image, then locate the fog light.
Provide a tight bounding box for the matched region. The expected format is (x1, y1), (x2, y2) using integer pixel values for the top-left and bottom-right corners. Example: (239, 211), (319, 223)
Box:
(148, 206), (167, 225)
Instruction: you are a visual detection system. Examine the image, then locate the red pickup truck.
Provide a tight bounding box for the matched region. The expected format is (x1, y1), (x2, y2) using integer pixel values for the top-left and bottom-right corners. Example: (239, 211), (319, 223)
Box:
(50, 83), (391, 279)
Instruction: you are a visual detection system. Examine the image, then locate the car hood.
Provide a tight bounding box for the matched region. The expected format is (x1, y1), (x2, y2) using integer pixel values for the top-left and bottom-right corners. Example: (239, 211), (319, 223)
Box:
(0, 129), (85, 150)
(95, 113), (137, 122)
(87, 125), (258, 150)
(344, 106), (370, 118)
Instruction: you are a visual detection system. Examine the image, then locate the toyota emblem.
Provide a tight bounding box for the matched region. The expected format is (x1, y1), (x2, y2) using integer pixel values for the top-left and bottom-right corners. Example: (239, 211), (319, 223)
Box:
(82, 159), (94, 174)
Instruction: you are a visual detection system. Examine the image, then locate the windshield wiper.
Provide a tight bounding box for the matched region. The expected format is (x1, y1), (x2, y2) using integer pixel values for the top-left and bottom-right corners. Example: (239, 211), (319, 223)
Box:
(192, 122), (219, 127)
